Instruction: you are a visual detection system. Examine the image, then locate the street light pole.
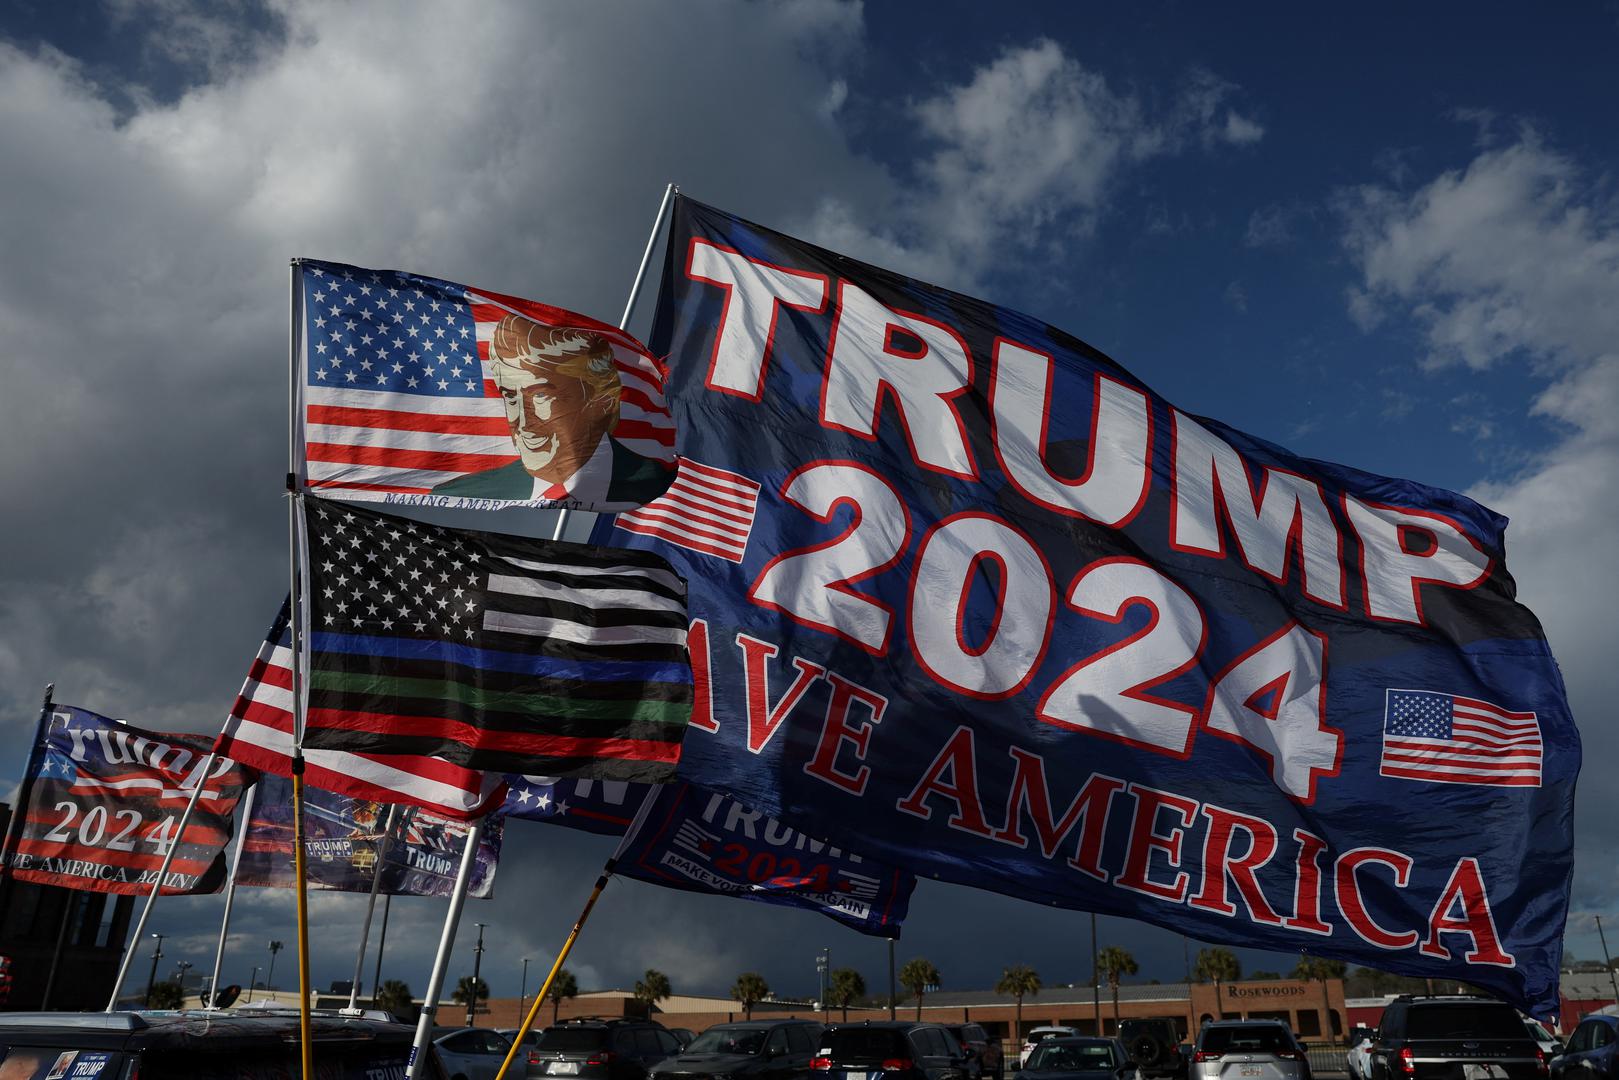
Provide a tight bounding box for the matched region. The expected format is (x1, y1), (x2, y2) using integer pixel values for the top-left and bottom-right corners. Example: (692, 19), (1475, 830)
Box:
(144, 934), (166, 1008)
(247, 965), (261, 1004)
(175, 960), (192, 999)
(467, 923), (487, 1026)
(267, 940), (283, 995)
(518, 958), (531, 1028)
(816, 947), (830, 1021)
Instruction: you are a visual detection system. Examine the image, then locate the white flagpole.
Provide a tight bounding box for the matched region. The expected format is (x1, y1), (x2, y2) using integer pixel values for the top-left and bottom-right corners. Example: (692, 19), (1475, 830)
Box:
(551, 180), (677, 544)
(104, 752), (220, 1011)
(406, 818), (487, 1078)
(347, 803), (404, 1012)
(204, 779), (258, 1009)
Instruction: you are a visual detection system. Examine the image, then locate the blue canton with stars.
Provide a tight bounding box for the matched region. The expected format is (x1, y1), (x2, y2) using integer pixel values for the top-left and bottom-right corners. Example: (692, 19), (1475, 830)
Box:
(302, 258), (483, 396)
(1386, 690), (1454, 739)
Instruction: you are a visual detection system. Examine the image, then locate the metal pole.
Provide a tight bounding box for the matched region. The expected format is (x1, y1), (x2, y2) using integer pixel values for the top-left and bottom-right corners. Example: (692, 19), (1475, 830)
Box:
(406, 819), (487, 1078)
(105, 755), (217, 1011)
(519, 958), (530, 1028)
(247, 965), (260, 1003)
(467, 922), (487, 1026)
(40, 891), (76, 1010)
(1596, 916), (1619, 1009)
(349, 805), (404, 1012)
(1091, 914), (1101, 1036)
(888, 939), (896, 1020)
(205, 782), (256, 1009)
(550, 180), (676, 545)
(0, 685), (56, 924)
(374, 893), (393, 998)
(287, 257), (315, 1077)
(144, 933), (165, 1007)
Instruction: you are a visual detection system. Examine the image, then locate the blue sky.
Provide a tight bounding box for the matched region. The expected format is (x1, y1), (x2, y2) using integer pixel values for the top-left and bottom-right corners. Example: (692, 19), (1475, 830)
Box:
(1, 1), (1616, 1003)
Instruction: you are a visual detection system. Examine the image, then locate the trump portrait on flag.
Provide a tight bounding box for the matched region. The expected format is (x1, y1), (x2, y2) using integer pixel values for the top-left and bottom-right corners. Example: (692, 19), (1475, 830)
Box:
(431, 313), (670, 506)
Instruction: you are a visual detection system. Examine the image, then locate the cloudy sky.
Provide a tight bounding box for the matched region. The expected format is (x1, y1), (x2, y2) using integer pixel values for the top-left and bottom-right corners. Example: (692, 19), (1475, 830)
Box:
(2, 1), (1617, 1004)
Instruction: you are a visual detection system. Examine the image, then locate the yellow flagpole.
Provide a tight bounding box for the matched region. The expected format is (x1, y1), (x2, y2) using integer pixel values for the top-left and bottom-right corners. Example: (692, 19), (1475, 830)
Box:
(492, 865), (617, 1080)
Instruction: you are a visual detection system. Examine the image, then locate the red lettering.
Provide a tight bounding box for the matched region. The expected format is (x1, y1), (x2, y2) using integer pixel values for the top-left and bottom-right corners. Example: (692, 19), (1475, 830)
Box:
(895, 726), (992, 837)
(687, 618), (717, 733)
(1190, 805), (1282, 924)
(990, 751), (1122, 880)
(736, 633), (826, 754)
(1115, 784), (1199, 902)
(802, 673), (887, 795)
(1421, 857), (1515, 966)
(1335, 848), (1419, 949)
(1284, 829), (1332, 936)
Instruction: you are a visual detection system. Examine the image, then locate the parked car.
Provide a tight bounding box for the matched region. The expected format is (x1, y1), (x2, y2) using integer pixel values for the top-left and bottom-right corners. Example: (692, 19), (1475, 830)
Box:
(0, 1009), (439, 1079)
(1119, 1020), (1185, 1080)
(529, 1018), (684, 1080)
(651, 1020), (824, 1080)
(670, 1030), (698, 1050)
(1550, 1013), (1617, 1080)
(814, 1021), (971, 1080)
(1366, 996), (1545, 1080)
(947, 1023), (1005, 1080)
(1020, 1037), (1136, 1080)
(1525, 1019), (1563, 1061)
(1024, 1028), (1084, 1067)
(1191, 1020), (1310, 1080)
(437, 1026), (515, 1080)
(1345, 1027), (1375, 1080)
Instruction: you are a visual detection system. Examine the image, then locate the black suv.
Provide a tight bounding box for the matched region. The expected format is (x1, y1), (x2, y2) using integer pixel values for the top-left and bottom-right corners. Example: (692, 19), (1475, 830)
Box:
(651, 1020), (824, 1080)
(1368, 996), (1547, 1080)
(946, 1024), (1004, 1080)
(815, 1022), (971, 1080)
(1119, 1020), (1185, 1080)
(530, 1018), (684, 1080)
(0, 1009), (436, 1079)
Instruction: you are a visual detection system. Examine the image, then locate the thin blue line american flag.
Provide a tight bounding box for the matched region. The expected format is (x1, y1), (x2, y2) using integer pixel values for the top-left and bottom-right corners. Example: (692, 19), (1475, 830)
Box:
(1379, 688), (1542, 787)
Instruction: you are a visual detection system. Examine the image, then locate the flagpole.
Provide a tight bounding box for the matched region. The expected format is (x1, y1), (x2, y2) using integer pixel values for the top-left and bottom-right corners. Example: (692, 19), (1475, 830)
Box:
(205, 780), (258, 1009)
(287, 257), (315, 1076)
(405, 818), (487, 1078)
(492, 790), (659, 1080)
(104, 752), (219, 1011)
(550, 181), (676, 545)
(347, 803), (403, 1012)
(0, 684), (56, 924)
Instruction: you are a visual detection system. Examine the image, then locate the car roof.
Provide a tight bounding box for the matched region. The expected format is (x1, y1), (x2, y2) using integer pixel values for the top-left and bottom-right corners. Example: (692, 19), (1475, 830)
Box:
(1041, 1037), (1117, 1045)
(828, 1021), (940, 1030)
(1203, 1020), (1290, 1028)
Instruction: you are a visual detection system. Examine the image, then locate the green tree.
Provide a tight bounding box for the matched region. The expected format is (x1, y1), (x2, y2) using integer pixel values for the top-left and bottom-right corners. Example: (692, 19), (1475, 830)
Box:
(547, 968), (580, 1024)
(147, 981), (184, 1009)
(995, 965), (1041, 1044)
(453, 975), (490, 1015)
(634, 969), (672, 1012)
(898, 958), (941, 1021)
(1194, 947), (1241, 1017)
(828, 968), (867, 1021)
(374, 979), (414, 1020)
(1293, 955), (1347, 1041)
(1096, 947), (1138, 1028)
(732, 972), (770, 1020)
(1249, 971), (1282, 980)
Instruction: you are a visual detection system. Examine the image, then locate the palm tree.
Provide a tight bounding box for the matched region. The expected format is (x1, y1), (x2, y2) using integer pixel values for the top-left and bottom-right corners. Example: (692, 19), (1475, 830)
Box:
(1194, 948), (1241, 1018)
(898, 958), (940, 1021)
(1292, 955), (1347, 1041)
(995, 965), (1041, 1047)
(547, 968), (580, 1024)
(452, 975), (489, 1017)
(634, 969), (672, 1013)
(732, 972), (770, 1020)
(1096, 947), (1138, 1028)
(375, 979), (414, 1020)
(147, 981), (184, 1009)
(828, 968), (867, 1021)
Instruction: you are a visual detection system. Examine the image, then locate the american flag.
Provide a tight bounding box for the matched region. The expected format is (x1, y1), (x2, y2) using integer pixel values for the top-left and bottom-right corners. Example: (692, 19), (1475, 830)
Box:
(614, 457), (760, 562)
(1379, 689), (1542, 787)
(298, 258), (675, 509)
(213, 598), (509, 819)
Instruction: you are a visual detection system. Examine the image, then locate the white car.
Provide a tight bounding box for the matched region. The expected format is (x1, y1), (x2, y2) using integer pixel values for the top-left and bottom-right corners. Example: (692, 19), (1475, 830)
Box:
(436, 1027), (515, 1080)
(1022, 1026), (1082, 1067)
(1346, 1032), (1374, 1080)
(1525, 1018), (1562, 1060)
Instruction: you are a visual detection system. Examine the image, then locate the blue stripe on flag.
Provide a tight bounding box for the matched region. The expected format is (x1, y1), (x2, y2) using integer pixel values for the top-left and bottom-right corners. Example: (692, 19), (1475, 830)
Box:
(310, 632), (690, 684)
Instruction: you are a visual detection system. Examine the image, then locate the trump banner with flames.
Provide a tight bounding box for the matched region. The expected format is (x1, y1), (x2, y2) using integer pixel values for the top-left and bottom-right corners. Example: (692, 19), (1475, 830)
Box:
(591, 196), (1579, 1015)
(294, 258), (677, 514)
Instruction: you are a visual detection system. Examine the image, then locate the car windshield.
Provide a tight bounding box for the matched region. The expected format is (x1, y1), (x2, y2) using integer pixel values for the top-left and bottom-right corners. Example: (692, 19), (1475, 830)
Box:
(1198, 1027), (1292, 1055)
(1407, 1005), (1523, 1039)
(688, 1028), (769, 1055)
(539, 1028), (610, 1051)
(1028, 1043), (1117, 1071)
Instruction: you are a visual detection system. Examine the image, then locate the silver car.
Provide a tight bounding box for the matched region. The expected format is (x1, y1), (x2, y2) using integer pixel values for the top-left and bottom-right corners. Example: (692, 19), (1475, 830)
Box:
(1192, 1021), (1310, 1080)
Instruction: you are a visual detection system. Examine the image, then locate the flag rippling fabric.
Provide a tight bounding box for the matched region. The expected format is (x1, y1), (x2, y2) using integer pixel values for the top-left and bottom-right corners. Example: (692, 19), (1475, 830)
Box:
(296, 258), (676, 513)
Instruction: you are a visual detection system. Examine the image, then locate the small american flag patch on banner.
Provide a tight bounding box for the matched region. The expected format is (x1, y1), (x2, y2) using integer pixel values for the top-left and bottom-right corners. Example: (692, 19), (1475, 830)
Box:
(1380, 689), (1542, 787)
(615, 458), (760, 563)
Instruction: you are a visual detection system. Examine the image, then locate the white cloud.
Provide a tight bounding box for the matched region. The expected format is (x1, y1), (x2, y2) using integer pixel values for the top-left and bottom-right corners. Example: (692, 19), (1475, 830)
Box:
(1339, 133), (1619, 923)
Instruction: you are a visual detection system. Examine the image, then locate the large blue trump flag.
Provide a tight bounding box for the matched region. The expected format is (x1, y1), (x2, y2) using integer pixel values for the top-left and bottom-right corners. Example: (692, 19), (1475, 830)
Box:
(590, 196), (1578, 1015)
